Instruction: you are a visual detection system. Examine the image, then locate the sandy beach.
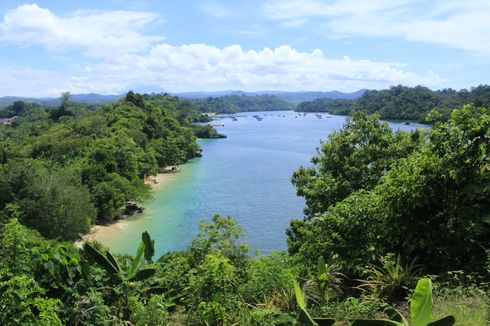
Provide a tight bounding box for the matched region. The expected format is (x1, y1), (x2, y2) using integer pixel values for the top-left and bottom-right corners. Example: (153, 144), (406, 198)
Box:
(75, 171), (178, 247)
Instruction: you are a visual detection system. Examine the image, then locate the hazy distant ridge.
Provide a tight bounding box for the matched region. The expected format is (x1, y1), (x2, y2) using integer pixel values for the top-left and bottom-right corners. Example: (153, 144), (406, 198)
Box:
(0, 90), (366, 106)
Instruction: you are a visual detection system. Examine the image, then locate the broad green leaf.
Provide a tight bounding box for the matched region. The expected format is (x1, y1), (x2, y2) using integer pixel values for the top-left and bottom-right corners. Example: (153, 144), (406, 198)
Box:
(128, 268), (156, 282)
(385, 307), (408, 325)
(314, 317), (336, 326)
(427, 315), (456, 326)
(129, 242), (145, 279)
(298, 308), (318, 326)
(142, 231), (155, 262)
(318, 256), (327, 276)
(410, 278), (432, 326)
(294, 279), (306, 309)
(83, 242), (119, 275)
(105, 250), (121, 273)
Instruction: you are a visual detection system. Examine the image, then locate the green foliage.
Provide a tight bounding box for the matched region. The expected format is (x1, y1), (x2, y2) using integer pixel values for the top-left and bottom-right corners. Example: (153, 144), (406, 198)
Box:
(249, 306), (296, 326)
(193, 123), (226, 138)
(70, 290), (112, 326)
(193, 94), (294, 114)
(294, 279), (336, 326)
(294, 279), (316, 325)
(352, 278), (455, 326)
(0, 274), (62, 325)
(0, 160), (95, 240)
(0, 218), (35, 274)
(129, 294), (170, 325)
(240, 252), (296, 304)
(190, 214), (250, 272)
(291, 111), (420, 219)
(325, 297), (387, 321)
(357, 254), (420, 302)
(0, 213), (484, 325)
(1, 89), (489, 325)
(154, 252), (191, 299)
(83, 231), (156, 282)
(187, 253), (243, 325)
(305, 256), (344, 305)
(289, 105), (490, 276)
(410, 279), (433, 326)
(296, 84), (490, 122)
(0, 91), (202, 234)
(83, 232), (157, 320)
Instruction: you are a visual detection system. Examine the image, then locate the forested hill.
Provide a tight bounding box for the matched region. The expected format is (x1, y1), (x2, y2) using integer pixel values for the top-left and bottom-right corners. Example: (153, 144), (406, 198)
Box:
(296, 84), (490, 122)
(0, 91), (212, 240)
(191, 94), (295, 113)
(177, 90), (366, 103)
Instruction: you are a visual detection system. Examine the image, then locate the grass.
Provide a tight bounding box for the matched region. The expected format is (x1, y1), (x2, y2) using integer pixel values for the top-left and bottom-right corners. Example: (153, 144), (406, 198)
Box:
(433, 289), (489, 325)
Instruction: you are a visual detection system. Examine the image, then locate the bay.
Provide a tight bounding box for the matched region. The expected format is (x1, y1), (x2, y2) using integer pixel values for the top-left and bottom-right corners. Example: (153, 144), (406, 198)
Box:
(94, 110), (424, 255)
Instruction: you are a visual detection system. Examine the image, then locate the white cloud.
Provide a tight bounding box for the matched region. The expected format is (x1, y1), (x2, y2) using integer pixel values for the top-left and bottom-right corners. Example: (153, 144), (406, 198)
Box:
(0, 44), (444, 96)
(0, 4), (162, 58)
(0, 4), (445, 96)
(0, 66), (128, 97)
(263, 0), (490, 55)
(197, 1), (233, 18)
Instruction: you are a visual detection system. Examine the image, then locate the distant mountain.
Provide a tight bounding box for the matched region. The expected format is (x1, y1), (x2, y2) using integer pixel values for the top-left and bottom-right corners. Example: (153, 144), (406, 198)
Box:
(0, 93), (123, 106)
(0, 90), (366, 107)
(174, 90), (367, 103)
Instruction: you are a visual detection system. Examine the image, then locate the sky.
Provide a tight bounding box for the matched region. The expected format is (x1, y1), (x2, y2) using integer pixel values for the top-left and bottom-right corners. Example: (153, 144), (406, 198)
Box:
(0, 0), (489, 97)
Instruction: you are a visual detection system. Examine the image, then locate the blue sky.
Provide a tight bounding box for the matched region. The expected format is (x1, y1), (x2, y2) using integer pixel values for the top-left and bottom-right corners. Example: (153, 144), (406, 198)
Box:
(0, 0), (489, 96)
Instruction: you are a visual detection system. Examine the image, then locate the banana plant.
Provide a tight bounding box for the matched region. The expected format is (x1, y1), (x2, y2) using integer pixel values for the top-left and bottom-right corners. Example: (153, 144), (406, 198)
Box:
(294, 279), (335, 326)
(351, 278), (455, 326)
(83, 230), (156, 282)
(83, 231), (156, 320)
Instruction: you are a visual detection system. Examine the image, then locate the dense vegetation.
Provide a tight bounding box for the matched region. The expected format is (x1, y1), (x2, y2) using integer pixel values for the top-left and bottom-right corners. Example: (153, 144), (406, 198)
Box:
(296, 85), (490, 122)
(0, 93), (488, 324)
(0, 92), (215, 240)
(192, 94), (295, 114)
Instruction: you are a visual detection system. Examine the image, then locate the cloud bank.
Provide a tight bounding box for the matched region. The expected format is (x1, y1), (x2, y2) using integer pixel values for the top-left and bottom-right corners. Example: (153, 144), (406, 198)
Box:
(0, 4), (444, 96)
(263, 0), (490, 56)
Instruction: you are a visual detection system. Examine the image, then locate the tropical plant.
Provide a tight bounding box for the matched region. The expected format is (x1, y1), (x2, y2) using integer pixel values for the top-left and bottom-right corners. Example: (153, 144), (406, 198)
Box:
(293, 279), (335, 326)
(352, 278), (455, 326)
(83, 231), (155, 281)
(357, 254), (420, 302)
(305, 256), (344, 305)
(83, 231), (156, 319)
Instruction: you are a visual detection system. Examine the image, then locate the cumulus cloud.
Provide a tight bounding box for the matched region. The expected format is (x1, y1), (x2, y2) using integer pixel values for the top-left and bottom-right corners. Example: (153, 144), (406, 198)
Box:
(263, 0), (490, 55)
(0, 4), (445, 96)
(0, 4), (162, 58)
(1, 44), (444, 96)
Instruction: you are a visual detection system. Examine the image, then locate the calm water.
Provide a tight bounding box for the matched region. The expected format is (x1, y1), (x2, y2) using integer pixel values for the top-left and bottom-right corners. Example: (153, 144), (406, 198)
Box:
(96, 111), (423, 255)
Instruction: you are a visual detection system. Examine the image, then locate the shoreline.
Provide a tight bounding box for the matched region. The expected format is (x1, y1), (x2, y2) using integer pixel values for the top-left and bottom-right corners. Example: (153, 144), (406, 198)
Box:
(75, 170), (177, 247)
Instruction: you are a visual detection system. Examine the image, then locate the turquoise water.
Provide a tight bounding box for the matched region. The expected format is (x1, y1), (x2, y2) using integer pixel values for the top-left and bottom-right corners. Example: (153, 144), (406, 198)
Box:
(96, 110), (424, 256)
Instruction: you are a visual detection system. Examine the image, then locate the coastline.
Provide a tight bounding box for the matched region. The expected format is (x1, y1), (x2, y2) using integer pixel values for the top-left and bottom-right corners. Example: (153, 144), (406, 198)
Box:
(75, 170), (177, 247)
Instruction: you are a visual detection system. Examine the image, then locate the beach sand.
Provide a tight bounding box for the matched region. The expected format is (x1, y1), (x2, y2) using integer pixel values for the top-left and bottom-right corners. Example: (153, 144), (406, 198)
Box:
(75, 171), (178, 247)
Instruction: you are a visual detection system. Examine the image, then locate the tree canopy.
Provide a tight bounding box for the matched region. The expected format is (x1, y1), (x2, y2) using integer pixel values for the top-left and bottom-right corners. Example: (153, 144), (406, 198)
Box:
(296, 84), (490, 122)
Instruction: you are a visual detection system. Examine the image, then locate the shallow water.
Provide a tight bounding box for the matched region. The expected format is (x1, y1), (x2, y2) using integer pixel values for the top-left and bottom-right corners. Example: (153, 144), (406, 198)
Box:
(94, 110), (424, 256)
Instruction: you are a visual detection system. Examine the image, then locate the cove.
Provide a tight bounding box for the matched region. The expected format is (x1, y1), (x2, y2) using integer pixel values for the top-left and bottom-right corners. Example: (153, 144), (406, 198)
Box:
(94, 110), (424, 255)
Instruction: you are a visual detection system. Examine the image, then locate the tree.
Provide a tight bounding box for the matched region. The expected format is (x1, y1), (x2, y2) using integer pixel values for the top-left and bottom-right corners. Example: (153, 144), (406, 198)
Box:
(292, 111), (420, 219)
(0, 160), (95, 240)
(289, 105), (490, 276)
